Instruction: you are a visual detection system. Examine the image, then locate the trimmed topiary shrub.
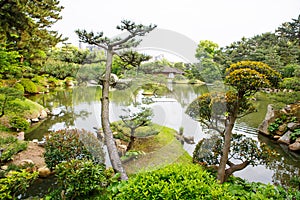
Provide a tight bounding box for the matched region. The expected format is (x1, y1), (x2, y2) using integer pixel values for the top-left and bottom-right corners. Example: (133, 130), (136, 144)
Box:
(13, 83), (24, 94)
(20, 79), (38, 94)
(113, 163), (232, 199)
(9, 116), (30, 131)
(44, 129), (104, 169)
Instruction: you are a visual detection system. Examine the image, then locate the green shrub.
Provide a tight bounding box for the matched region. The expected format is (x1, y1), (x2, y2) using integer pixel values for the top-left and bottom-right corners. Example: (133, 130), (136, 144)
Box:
(0, 136), (27, 163)
(113, 163), (232, 199)
(9, 116), (30, 131)
(44, 129), (104, 169)
(53, 159), (114, 199)
(279, 77), (300, 91)
(20, 78), (38, 94)
(227, 177), (300, 200)
(31, 75), (48, 86)
(13, 83), (24, 94)
(0, 170), (38, 200)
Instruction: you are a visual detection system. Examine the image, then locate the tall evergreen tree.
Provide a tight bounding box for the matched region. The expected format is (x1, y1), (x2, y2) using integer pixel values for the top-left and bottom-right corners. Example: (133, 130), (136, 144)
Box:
(0, 0), (64, 72)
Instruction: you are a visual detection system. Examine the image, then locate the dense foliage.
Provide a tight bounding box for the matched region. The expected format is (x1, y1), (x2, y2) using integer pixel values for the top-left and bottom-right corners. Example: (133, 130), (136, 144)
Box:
(0, 0), (64, 72)
(113, 164), (233, 199)
(50, 159), (115, 199)
(44, 129), (104, 169)
(0, 170), (38, 200)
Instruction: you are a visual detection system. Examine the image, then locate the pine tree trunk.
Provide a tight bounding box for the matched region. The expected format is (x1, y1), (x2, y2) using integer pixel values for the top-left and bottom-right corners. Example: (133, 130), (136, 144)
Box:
(217, 116), (235, 183)
(127, 128), (136, 151)
(101, 49), (128, 180)
(217, 101), (239, 184)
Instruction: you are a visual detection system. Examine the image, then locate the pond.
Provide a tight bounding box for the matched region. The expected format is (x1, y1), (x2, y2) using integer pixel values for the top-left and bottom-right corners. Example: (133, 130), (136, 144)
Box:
(26, 83), (300, 188)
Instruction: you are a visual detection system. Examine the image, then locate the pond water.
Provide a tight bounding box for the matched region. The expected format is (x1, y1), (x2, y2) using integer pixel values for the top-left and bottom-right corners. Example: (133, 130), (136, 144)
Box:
(26, 84), (300, 188)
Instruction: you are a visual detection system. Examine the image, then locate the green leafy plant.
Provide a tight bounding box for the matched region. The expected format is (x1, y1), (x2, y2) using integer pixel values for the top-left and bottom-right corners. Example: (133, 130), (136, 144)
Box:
(113, 163), (232, 199)
(290, 129), (300, 142)
(227, 176), (300, 199)
(0, 170), (38, 200)
(268, 117), (284, 134)
(44, 129), (104, 169)
(53, 159), (114, 199)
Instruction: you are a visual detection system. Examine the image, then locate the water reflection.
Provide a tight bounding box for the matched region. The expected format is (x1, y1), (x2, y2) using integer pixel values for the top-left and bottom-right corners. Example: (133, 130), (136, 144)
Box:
(26, 85), (300, 188)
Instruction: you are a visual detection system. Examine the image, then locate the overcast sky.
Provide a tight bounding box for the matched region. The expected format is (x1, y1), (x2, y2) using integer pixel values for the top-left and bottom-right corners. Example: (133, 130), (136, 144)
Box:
(53, 0), (299, 61)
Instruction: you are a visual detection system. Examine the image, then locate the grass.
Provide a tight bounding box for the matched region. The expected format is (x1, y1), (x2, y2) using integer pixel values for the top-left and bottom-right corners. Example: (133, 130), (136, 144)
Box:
(22, 99), (45, 119)
(123, 124), (192, 175)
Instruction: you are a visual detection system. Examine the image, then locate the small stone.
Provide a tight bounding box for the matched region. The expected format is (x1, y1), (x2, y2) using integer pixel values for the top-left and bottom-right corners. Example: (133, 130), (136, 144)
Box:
(289, 142), (300, 151)
(273, 135), (281, 139)
(276, 130), (285, 136)
(38, 166), (51, 178)
(278, 124), (287, 132)
(183, 135), (195, 144)
(39, 110), (47, 120)
(20, 159), (35, 166)
(1, 165), (8, 170)
(38, 141), (46, 147)
(287, 122), (299, 131)
(31, 118), (39, 123)
(278, 131), (292, 145)
(32, 139), (39, 143)
(17, 132), (25, 141)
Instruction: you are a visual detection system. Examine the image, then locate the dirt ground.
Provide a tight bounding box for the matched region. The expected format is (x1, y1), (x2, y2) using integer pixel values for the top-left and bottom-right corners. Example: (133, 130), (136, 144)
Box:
(8, 141), (46, 168)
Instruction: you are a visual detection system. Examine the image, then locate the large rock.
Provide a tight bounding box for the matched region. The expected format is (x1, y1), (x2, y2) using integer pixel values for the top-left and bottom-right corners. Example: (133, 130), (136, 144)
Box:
(277, 131), (292, 145)
(289, 142), (300, 151)
(258, 105), (277, 135)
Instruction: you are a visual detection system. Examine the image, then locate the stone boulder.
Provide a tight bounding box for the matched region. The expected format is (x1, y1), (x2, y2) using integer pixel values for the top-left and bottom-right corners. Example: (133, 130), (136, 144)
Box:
(287, 122), (300, 131)
(38, 166), (52, 178)
(39, 109), (48, 120)
(289, 142), (300, 151)
(277, 131), (292, 145)
(258, 105), (277, 135)
(183, 135), (195, 144)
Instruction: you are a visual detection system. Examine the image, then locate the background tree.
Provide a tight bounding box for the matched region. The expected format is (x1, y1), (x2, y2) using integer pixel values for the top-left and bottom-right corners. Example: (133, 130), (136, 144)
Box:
(186, 61), (281, 183)
(76, 20), (156, 180)
(119, 106), (153, 150)
(112, 51), (151, 77)
(191, 40), (222, 83)
(0, 0), (64, 74)
(0, 46), (22, 79)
